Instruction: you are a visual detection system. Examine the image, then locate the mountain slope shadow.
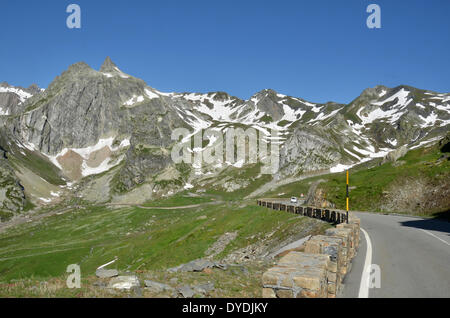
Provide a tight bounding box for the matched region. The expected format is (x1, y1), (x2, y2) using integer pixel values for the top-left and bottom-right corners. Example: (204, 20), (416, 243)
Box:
(400, 211), (450, 236)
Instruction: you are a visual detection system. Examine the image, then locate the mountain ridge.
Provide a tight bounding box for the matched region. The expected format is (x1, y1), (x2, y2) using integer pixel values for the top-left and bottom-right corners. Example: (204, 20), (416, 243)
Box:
(0, 58), (449, 213)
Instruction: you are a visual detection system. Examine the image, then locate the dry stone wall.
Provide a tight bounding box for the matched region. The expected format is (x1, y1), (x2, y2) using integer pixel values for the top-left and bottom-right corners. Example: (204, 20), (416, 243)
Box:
(262, 210), (360, 298)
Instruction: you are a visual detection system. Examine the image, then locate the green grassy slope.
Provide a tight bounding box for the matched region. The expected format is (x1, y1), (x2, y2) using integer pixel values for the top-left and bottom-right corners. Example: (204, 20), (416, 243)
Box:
(8, 149), (66, 186)
(321, 144), (449, 215)
(2, 136), (448, 295)
(0, 202), (327, 282)
(265, 141), (449, 218)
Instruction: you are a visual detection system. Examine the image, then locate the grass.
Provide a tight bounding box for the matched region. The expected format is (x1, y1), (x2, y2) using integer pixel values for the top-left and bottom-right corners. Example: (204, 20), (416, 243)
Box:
(202, 163), (272, 201)
(3, 139), (446, 297)
(322, 144), (449, 213)
(141, 192), (216, 207)
(264, 174), (328, 199)
(9, 150), (65, 186)
(263, 142), (449, 216)
(0, 210), (14, 222)
(0, 201), (325, 283)
(0, 156), (331, 296)
(0, 261), (273, 298)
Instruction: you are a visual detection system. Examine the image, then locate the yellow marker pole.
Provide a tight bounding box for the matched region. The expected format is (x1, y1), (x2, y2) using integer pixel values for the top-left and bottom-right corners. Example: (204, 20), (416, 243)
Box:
(346, 170), (349, 224)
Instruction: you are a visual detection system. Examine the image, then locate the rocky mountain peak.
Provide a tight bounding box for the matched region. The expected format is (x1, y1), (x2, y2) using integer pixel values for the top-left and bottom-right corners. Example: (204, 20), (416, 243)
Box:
(63, 62), (93, 76)
(262, 89), (279, 98)
(26, 84), (42, 95)
(249, 89), (280, 105)
(0, 58), (449, 209)
(210, 91), (233, 101)
(0, 82), (41, 95)
(359, 85), (389, 100)
(100, 56), (118, 73)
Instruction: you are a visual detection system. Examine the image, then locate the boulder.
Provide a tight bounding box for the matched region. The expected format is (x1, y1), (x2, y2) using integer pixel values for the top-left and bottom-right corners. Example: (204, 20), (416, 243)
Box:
(95, 268), (119, 278)
(107, 275), (140, 290)
(178, 285), (195, 298)
(168, 259), (227, 272)
(193, 282), (215, 294)
(384, 145), (408, 163)
(144, 280), (174, 293)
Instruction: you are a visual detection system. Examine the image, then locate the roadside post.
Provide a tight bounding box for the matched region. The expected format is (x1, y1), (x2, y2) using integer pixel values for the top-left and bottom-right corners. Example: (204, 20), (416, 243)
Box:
(346, 170), (349, 223)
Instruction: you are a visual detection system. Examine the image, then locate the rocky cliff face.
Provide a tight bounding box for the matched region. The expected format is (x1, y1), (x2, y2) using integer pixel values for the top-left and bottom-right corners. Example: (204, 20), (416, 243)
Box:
(1, 58), (191, 191)
(0, 148), (26, 212)
(0, 58), (449, 213)
(0, 82), (41, 116)
(279, 84), (450, 176)
(280, 126), (345, 176)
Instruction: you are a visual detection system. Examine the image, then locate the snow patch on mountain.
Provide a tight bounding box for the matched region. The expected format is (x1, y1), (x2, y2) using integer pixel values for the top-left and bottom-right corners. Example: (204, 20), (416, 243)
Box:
(356, 88), (416, 125)
(193, 95), (237, 121)
(124, 95), (145, 106)
(410, 136), (443, 150)
(24, 137), (130, 178)
(308, 107), (343, 124)
(386, 138), (398, 146)
(372, 88), (410, 107)
(0, 86), (33, 103)
(145, 88), (160, 100)
(101, 66), (130, 79)
(419, 112), (438, 128)
(277, 103), (306, 123)
(0, 107), (9, 116)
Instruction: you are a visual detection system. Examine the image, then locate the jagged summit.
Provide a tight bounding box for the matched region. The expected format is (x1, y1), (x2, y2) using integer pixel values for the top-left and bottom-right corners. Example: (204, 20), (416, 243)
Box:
(359, 85), (389, 99)
(67, 61), (92, 72)
(0, 57), (449, 210)
(0, 82), (42, 115)
(26, 84), (42, 95)
(251, 88), (279, 99)
(0, 81), (41, 92)
(100, 56), (118, 73)
(98, 57), (131, 79)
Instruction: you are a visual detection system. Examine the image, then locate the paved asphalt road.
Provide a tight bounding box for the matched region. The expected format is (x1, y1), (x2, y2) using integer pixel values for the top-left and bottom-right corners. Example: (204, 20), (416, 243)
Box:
(267, 199), (306, 206)
(342, 212), (450, 298)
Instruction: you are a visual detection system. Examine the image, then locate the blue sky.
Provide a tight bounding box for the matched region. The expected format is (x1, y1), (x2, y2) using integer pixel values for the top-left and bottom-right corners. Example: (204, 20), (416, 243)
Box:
(1, 0), (449, 103)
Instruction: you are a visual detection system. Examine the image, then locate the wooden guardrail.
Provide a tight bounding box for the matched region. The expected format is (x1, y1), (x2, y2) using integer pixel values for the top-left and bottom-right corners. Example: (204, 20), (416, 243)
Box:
(256, 199), (348, 224)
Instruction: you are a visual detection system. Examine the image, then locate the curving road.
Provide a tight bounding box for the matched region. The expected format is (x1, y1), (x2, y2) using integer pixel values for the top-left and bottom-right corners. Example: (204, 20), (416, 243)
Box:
(106, 200), (223, 210)
(342, 212), (450, 298)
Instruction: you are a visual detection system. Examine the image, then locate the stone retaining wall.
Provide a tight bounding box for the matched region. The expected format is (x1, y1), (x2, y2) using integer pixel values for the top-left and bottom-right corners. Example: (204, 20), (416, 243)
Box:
(262, 213), (360, 298)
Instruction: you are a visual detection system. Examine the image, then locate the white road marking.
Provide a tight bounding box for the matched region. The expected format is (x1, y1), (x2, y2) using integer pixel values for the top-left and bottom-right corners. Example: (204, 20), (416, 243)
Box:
(358, 227), (373, 298)
(420, 229), (450, 247)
